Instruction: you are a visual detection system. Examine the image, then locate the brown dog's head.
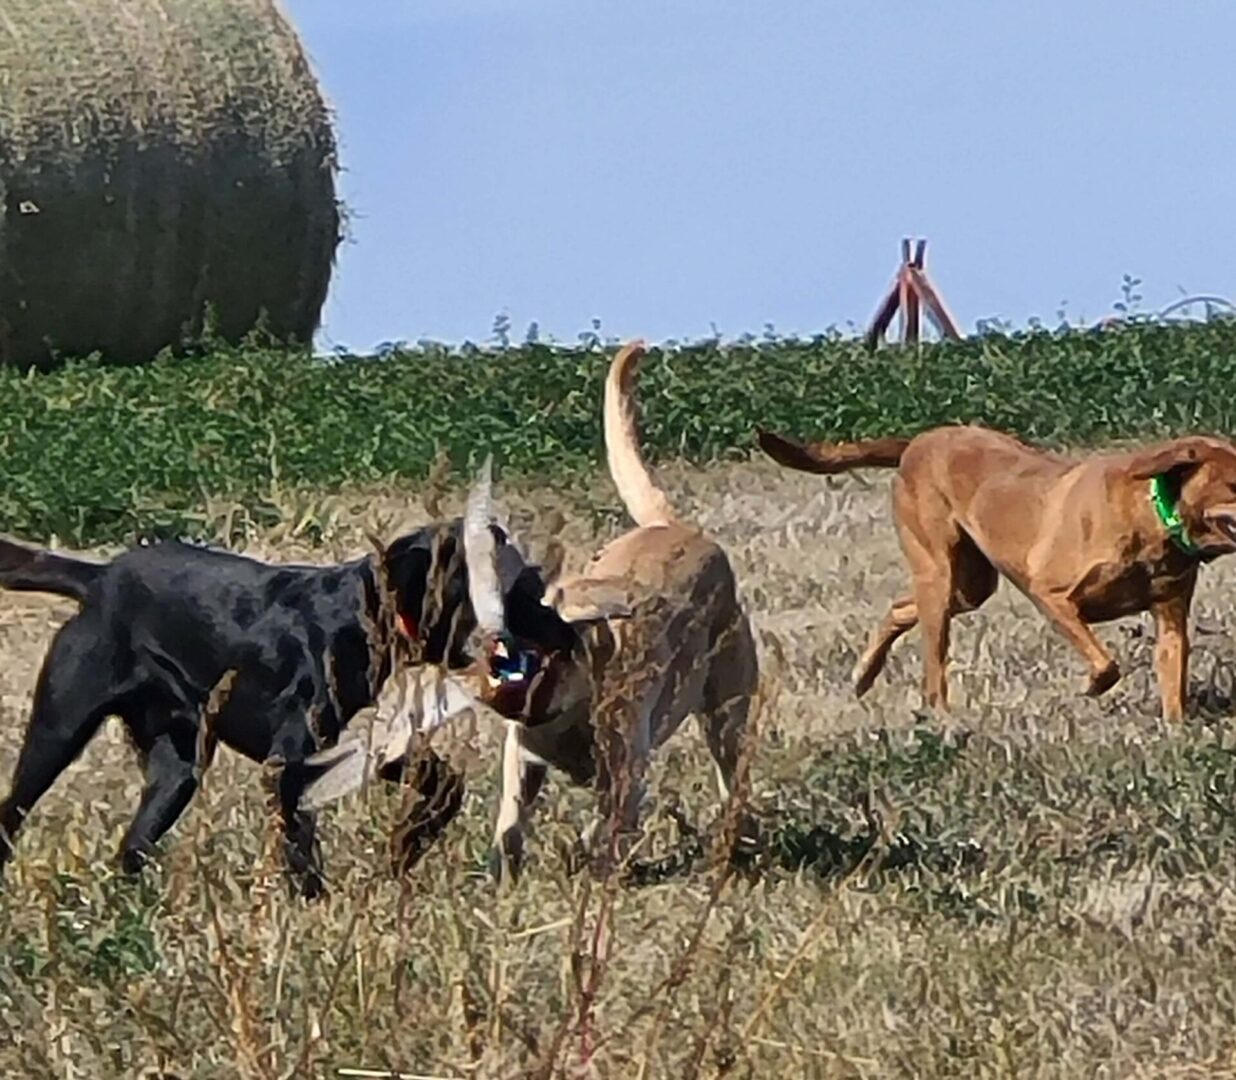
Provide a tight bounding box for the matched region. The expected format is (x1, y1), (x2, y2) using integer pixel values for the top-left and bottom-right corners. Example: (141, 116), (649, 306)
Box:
(1129, 436), (1236, 554)
(460, 460), (632, 725)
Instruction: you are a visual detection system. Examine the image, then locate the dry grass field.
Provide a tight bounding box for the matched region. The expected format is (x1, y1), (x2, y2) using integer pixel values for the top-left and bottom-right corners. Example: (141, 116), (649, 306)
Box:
(4, 459), (1236, 1078)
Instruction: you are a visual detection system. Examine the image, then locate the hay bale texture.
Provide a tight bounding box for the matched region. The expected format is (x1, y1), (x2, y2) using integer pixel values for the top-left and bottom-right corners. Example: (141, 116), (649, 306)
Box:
(0, 0), (340, 368)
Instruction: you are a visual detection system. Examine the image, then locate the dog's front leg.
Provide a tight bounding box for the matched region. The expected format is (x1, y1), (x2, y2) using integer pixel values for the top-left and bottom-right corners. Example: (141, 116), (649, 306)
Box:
(264, 721), (325, 900)
(1034, 593), (1121, 697)
(1153, 593), (1193, 722)
(584, 702), (651, 874)
(489, 722), (547, 883)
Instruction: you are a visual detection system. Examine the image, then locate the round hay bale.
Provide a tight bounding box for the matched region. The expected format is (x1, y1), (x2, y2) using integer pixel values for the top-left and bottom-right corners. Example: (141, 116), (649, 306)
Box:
(0, 0), (340, 368)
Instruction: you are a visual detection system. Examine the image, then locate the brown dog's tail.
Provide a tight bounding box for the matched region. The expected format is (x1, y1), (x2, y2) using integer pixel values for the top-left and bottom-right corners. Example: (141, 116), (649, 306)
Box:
(756, 429), (912, 475)
(0, 537), (102, 603)
(604, 341), (677, 527)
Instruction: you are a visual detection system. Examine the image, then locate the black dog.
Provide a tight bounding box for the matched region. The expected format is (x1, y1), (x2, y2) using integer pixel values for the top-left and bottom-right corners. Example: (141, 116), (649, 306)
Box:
(0, 522), (565, 896)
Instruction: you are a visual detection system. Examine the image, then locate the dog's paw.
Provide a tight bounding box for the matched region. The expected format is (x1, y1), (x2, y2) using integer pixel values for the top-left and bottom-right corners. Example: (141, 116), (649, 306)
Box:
(119, 845), (149, 877)
(281, 860), (327, 901)
(1085, 662), (1121, 697)
(852, 660), (878, 699)
(297, 872), (328, 902)
(488, 827), (526, 885)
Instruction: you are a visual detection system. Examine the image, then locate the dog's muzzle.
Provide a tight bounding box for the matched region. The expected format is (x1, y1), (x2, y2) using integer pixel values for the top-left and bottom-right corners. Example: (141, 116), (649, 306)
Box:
(484, 637), (553, 718)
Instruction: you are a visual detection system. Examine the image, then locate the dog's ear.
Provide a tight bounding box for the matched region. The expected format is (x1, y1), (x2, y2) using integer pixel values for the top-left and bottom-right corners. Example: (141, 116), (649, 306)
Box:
(503, 565), (581, 651)
(383, 527), (460, 614)
(381, 537), (429, 610)
(542, 575), (633, 624)
(1127, 437), (1236, 481)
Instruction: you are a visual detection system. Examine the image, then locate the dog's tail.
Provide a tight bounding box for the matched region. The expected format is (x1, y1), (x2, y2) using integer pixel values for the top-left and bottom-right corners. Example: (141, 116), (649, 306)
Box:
(0, 537), (103, 603)
(604, 341), (678, 527)
(756, 429), (912, 475)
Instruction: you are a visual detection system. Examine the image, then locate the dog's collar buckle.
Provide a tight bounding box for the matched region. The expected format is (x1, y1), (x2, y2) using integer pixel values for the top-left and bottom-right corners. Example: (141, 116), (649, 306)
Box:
(1150, 475), (1199, 556)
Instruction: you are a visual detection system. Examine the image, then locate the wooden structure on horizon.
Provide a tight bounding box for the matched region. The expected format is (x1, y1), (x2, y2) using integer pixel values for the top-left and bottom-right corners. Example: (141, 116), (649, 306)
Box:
(866, 238), (963, 349)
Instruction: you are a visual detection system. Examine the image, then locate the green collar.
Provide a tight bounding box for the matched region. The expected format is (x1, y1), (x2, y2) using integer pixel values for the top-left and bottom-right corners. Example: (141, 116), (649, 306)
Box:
(1150, 475), (1199, 555)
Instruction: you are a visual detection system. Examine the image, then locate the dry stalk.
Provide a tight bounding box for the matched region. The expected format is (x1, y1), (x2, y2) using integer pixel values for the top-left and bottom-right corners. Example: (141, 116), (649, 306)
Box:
(739, 838), (883, 1045)
(421, 446), (453, 521)
(193, 668), (291, 1077)
(201, 871), (271, 1078)
(284, 906), (366, 1080)
(571, 621), (645, 1075)
(681, 957), (733, 1080)
(362, 531), (400, 691)
(628, 675), (767, 1077)
(539, 588), (750, 1077)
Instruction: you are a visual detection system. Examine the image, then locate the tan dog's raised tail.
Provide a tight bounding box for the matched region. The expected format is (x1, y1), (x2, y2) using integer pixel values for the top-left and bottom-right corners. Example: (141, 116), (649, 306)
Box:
(758, 424), (1236, 721)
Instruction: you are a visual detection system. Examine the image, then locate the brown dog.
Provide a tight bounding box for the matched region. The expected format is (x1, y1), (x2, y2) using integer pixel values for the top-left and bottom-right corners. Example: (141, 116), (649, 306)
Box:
(757, 424), (1236, 720)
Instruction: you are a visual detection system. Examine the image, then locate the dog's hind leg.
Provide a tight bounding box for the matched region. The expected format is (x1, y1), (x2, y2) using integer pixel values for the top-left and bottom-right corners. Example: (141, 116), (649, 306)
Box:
(700, 618), (760, 856)
(854, 595), (918, 698)
(895, 525), (959, 711)
(914, 573), (956, 710)
(891, 476), (1001, 710)
(858, 533), (997, 703)
(701, 687), (759, 853)
(0, 617), (118, 875)
(701, 620), (758, 803)
(586, 699), (654, 870)
(886, 474), (962, 709)
(702, 691), (751, 803)
(119, 711), (201, 874)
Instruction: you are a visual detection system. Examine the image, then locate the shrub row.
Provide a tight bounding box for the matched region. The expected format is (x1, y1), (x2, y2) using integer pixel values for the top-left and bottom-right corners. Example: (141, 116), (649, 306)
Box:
(2, 320), (1234, 545)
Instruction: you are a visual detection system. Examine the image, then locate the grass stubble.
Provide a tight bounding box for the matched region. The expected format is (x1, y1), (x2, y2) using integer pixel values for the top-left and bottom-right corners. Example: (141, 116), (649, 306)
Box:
(3, 460), (1236, 1077)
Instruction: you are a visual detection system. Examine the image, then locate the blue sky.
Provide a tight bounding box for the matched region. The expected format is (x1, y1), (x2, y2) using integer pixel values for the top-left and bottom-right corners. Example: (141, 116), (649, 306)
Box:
(287, 1), (1234, 352)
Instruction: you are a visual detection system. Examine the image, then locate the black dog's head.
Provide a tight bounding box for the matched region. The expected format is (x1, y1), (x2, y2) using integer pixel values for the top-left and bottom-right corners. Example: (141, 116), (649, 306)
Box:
(381, 518), (575, 671)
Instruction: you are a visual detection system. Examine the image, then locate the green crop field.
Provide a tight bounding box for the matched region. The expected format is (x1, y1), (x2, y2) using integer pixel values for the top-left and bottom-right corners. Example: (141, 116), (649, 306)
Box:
(2, 319), (1234, 546)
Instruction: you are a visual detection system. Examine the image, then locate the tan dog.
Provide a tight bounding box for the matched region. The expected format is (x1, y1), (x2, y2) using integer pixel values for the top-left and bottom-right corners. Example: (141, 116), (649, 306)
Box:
(462, 343), (759, 878)
(757, 424), (1236, 720)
